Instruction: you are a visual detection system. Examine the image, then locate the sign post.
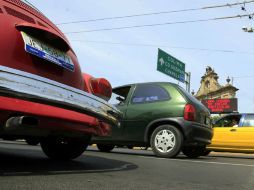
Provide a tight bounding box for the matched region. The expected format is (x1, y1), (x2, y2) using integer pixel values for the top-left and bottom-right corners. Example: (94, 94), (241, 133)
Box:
(185, 72), (191, 93)
(157, 48), (190, 92)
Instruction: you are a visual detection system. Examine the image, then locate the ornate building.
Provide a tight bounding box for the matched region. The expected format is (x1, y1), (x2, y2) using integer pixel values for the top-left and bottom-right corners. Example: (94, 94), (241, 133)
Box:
(194, 66), (238, 100)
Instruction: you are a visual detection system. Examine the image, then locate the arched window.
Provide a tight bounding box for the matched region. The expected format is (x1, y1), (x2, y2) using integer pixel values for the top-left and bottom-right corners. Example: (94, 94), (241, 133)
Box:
(205, 81), (210, 89)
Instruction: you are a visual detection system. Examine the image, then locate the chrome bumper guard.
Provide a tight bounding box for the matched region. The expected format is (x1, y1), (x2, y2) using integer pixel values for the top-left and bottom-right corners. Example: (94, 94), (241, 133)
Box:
(0, 66), (121, 126)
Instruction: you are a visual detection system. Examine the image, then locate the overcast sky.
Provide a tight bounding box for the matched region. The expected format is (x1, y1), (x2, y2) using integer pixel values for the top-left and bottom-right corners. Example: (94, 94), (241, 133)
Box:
(28, 0), (254, 113)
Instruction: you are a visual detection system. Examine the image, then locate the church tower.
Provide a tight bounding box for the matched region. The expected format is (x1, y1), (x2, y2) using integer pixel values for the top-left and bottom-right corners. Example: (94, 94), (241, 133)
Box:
(195, 66), (238, 101)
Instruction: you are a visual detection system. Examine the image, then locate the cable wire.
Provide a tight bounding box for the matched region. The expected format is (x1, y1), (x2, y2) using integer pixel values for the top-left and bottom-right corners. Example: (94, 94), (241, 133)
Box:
(234, 75), (254, 78)
(57, 0), (254, 25)
(64, 13), (254, 34)
(70, 40), (254, 54)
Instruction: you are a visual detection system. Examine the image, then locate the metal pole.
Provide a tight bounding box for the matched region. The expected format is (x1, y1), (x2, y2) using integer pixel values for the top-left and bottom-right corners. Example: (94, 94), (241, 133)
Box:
(185, 72), (188, 92)
(185, 72), (191, 93)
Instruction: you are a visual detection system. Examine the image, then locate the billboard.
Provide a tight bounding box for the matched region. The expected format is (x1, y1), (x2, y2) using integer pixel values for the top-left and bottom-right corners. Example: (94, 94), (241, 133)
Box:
(201, 98), (238, 114)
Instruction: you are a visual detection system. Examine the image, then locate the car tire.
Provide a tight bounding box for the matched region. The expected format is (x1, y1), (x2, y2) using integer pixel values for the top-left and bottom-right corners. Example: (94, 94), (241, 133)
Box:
(40, 137), (90, 160)
(150, 125), (183, 158)
(182, 146), (206, 158)
(25, 138), (40, 146)
(202, 150), (211, 156)
(97, 144), (115, 152)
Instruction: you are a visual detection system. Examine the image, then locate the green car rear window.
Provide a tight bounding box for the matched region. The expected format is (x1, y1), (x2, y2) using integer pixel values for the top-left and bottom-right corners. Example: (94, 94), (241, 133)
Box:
(131, 84), (170, 104)
(176, 85), (204, 106)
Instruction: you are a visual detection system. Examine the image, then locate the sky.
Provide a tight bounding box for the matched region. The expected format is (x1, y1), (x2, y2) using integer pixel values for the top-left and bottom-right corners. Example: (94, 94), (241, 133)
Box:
(27, 0), (254, 113)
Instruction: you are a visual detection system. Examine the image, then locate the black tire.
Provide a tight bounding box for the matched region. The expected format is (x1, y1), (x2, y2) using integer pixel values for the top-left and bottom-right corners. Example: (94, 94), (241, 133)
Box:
(25, 138), (40, 146)
(202, 150), (211, 156)
(40, 137), (90, 160)
(182, 146), (206, 158)
(150, 125), (183, 158)
(97, 144), (115, 152)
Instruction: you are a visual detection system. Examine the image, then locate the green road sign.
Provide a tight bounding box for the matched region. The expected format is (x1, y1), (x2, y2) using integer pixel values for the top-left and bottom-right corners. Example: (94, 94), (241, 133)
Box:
(157, 48), (185, 83)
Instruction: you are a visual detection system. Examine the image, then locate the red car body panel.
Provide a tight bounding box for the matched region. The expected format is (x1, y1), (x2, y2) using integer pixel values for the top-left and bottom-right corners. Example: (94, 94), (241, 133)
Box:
(0, 0), (120, 139)
(0, 1), (82, 88)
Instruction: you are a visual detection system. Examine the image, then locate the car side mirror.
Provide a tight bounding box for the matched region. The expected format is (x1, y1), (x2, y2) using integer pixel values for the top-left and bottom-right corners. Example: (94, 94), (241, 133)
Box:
(116, 96), (125, 103)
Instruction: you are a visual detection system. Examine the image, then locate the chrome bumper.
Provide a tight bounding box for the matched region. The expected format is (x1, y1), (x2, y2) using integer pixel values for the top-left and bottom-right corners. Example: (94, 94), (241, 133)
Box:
(0, 66), (121, 126)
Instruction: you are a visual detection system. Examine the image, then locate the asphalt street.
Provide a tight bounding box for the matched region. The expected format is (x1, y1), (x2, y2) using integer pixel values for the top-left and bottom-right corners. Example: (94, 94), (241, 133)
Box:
(0, 141), (254, 190)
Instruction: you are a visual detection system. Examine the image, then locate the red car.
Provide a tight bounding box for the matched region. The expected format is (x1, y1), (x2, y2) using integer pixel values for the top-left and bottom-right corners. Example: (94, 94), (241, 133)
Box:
(0, 0), (121, 160)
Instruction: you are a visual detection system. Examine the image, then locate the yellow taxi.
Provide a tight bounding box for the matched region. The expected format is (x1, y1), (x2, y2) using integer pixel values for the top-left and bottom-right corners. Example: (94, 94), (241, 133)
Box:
(206, 113), (254, 154)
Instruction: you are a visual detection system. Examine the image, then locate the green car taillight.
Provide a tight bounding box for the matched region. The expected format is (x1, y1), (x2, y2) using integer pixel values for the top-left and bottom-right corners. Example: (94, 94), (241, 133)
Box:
(184, 104), (196, 121)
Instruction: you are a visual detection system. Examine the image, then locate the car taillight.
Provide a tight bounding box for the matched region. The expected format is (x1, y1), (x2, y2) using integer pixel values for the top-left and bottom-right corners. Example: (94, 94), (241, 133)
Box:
(90, 78), (112, 101)
(184, 104), (196, 121)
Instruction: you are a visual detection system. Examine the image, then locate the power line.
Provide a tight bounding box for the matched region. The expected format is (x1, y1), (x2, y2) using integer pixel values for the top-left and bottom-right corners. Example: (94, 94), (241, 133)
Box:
(56, 1), (254, 25)
(70, 40), (254, 54)
(234, 75), (254, 78)
(64, 13), (254, 34)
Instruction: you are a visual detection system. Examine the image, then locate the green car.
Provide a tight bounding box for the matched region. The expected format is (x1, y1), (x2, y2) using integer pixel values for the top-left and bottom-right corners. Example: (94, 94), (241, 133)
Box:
(92, 82), (213, 158)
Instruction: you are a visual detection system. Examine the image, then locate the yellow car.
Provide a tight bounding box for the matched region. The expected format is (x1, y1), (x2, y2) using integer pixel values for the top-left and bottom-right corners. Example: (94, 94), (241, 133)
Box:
(206, 113), (254, 154)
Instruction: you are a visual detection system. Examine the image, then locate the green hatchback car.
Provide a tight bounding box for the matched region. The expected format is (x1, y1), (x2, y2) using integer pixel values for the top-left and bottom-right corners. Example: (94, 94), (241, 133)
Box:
(92, 82), (213, 158)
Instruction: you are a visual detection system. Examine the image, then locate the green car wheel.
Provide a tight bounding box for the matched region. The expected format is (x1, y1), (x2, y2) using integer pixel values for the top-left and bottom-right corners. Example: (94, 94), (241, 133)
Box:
(150, 125), (183, 158)
(97, 144), (115, 152)
(182, 146), (207, 158)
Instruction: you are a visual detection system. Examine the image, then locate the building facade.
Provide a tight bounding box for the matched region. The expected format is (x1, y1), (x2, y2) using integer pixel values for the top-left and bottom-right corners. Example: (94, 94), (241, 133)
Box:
(194, 66), (238, 101)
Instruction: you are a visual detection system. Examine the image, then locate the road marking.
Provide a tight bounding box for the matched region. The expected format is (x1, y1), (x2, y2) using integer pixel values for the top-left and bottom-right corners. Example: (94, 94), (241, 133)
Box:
(1, 163), (134, 176)
(138, 156), (254, 167)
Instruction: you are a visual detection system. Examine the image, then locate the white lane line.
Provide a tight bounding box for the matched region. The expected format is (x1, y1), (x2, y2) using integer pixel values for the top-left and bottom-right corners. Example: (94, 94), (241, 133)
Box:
(138, 156), (254, 167)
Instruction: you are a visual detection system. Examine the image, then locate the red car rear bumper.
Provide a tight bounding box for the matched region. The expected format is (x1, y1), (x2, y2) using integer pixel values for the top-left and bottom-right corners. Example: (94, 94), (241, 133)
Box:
(0, 66), (121, 137)
(0, 96), (111, 136)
